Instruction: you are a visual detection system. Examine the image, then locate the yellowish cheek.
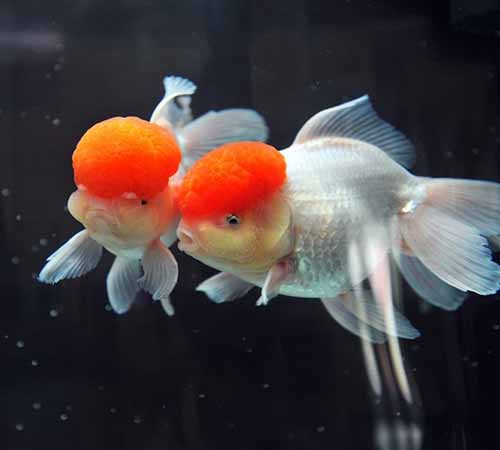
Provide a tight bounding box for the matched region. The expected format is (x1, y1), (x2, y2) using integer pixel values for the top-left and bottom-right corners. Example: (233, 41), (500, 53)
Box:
(203, 227), (257, 263)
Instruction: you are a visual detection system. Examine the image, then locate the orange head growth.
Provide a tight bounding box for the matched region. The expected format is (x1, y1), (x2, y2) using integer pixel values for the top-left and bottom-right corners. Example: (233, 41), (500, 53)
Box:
(178, 141), (286, 219)
(72, 117), (181, 200)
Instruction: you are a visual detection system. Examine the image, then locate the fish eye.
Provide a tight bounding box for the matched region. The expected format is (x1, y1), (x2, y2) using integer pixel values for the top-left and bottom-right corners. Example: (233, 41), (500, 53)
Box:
(141, 200), (148, 206)
(225, 214), (241, 226)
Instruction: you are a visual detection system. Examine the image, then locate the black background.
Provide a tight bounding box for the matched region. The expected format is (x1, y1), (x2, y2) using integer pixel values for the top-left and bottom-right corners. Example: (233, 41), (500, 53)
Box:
(2, 1), (500, 449)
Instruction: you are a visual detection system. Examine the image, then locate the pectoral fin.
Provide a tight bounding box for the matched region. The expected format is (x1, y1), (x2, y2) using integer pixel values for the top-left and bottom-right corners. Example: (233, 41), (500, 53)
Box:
(138, 240), (178, 315)
(38, 230), (102, 284)
(256, 260), (289, 306)
(196, 272), (254, 303)
(106, 257), (141, 314)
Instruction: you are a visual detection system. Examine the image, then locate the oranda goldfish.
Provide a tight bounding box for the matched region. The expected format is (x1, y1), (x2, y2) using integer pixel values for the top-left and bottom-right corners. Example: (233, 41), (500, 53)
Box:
(39, 75), (268, 315)
(176, 96), (500, 341)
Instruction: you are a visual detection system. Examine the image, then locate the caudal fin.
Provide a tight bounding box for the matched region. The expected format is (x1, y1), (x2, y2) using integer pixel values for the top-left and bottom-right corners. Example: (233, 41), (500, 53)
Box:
(398, 178), (500, 297)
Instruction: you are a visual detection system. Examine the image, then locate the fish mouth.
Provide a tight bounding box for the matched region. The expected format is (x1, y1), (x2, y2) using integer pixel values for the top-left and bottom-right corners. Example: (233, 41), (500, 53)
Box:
(177, 226), (199, 254)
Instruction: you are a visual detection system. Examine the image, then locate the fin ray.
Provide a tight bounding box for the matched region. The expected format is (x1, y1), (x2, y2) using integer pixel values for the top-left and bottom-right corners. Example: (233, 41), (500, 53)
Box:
(38, 230), (102, 284)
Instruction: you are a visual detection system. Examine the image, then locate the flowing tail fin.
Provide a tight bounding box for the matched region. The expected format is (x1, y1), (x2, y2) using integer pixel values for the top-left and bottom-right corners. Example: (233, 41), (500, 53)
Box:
(398, 178), (500, 298)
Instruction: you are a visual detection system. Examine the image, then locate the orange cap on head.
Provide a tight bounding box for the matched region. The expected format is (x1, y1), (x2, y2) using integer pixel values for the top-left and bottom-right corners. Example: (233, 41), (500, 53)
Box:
(72, 116), (181, 200)
(178, 141), (286, 219)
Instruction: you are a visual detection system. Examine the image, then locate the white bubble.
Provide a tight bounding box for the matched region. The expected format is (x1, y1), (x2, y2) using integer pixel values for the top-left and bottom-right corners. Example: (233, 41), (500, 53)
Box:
(104, 304), (112, 312)
(45, 114), (51, 120)
(198, 393), (206, 399)
(97, 385), (104, 391)
(45, 73), (52, 80)
(471, 361), (479, 368)
(65, 405), (72, 411)
(39, 238), (48, 246)
(11, 256), (20, 265)
(261, 383), (270, 389)
(133, 416), (142, 424)
(1, 188), (10, 197)
(49, 309), (59, 318)
(492, 324), (500, 331)
(31, 359), (38, 366)
(16, 340), (24, 348)
(32, 402), (41, 410)
(15, 423), (24, 431)
(109, 407), (117, 414)
(15, 213), (22, 221)
(316, 426), (325, 432)
(54, 63), (62, 71)
(52, 118), (61, 126)
(31, 244), (39, 252)
(60, 413), (68, 421)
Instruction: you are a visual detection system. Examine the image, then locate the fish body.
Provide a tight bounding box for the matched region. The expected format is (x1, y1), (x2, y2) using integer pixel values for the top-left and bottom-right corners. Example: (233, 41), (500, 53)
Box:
(39, 75), (269, 315)
(177, 96), (500, 341)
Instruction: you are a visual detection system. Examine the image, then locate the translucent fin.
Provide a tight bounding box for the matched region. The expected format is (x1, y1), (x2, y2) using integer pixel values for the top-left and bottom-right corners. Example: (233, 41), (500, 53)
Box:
(150, 75), (197, 129)
(256, 260), (289, 306)
(400, 179), (500, 295)
(138, 240), (178, 315)
(293, 95), (415, 168)
(394, 252), (467, 310)
(106, 257), (141, 314)
(196, 272), (253, 303)
(341, 290), (420, 339)
(321, 297), (387, 344)
(179, 109), (269, 171)
(159, 297), (175, 316)
(38, 230), (102, 284)
(421, 178), (500, 236)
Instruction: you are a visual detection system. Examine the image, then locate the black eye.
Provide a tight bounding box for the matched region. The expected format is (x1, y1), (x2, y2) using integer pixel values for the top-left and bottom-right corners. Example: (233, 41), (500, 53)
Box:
(226, 214), (241, 225)
(141, 200), (148, 206)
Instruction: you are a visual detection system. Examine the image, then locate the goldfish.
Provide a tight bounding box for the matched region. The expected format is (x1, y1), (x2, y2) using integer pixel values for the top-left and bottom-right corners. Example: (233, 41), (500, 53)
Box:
(38, 75), (268, 315)
(176, 95), (500, 341)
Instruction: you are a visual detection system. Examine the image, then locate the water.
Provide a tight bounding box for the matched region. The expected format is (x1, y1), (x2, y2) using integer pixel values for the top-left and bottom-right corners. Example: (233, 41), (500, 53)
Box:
(2, 1), (500, 449)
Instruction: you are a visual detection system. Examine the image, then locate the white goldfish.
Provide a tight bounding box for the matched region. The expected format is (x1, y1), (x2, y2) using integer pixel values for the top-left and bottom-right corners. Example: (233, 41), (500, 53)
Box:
(176, 96), (500, 341)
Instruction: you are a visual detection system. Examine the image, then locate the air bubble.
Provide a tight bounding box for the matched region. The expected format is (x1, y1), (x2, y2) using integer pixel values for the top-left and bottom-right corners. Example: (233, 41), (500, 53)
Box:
(49, 309), (58, 318)
(15, 423), (24, 431)
(261, 383), (270, 389)
(16, 340), (24, 348)
(39, 238), (48, 246)
(45, 73), (52, 80)
(133, 416), (142, 424)
(11, 256), (20, 265)
(316, 426), (326, 432)
(492, 324), (500, 331)
(198, 393), (206, 399)
(33, 402), (41, 410)
(54, 63), (62, 71)
(60, 413), (68, 421)
(15, 214), (22, 221)
(52, 118), (61, 126)
(109, 407), (117, 414)
(1, 188), (10, 197)
(31, 360), (39, 366)
(104, 304), (112, 312)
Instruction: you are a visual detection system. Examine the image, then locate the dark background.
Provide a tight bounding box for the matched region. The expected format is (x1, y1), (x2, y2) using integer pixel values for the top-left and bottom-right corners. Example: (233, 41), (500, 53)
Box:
(1, 0), (500, 449)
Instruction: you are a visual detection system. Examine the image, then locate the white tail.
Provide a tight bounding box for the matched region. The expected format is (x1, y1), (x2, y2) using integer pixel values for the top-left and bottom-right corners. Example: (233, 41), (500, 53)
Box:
(398, 178), (500, 297)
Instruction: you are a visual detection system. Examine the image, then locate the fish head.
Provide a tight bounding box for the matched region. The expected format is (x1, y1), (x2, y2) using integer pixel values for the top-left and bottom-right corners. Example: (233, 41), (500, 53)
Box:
(68, 116), (181, 252)
(176, 141), (293, 275)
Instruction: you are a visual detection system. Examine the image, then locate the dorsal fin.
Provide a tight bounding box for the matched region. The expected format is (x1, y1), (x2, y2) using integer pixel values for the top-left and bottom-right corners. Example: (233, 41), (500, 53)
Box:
(150, 76), (197, 129)
(293, 95), (415, 168)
